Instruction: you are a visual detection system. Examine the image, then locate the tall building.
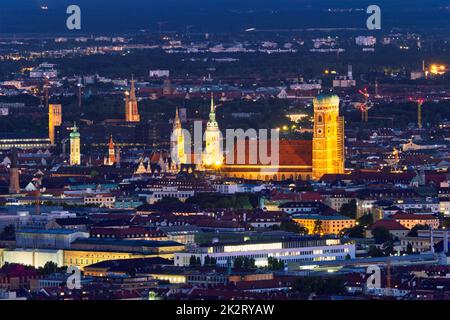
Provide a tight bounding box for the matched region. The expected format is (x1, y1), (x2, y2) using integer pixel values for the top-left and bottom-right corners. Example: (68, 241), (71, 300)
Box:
(125, 77), (140, 122)
(48, 104), (62, 145)
(8, 148), (20, 194)
(170, 108), (186, 167)
(203, 94), (223, 166)
(70, 123), (81, 166)
(104, 135), (116, 166)
(312, 94), (345, 180)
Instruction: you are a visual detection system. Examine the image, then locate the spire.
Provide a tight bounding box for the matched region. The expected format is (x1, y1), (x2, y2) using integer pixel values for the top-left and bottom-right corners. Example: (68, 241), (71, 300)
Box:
(129, 74), (136, 101)
(109, 135), (115, 149)
(209, 93), (216, 122)
(173, 107), (181, 130)
(107, 134), (116, 166)
(130, 82), (135, 97)
(125, 75), (140, 122)
(70, 122), (80, 139)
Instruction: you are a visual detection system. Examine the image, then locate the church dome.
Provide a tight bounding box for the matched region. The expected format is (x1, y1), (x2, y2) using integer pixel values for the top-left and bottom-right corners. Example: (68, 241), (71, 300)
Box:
(314, 93), (340, 107)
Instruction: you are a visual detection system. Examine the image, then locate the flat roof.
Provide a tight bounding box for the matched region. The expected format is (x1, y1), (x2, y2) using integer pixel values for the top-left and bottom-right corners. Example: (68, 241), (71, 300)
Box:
(200, 235), (343, 247)
(17, 229), (85, 235)
(72, 238), (183, 248)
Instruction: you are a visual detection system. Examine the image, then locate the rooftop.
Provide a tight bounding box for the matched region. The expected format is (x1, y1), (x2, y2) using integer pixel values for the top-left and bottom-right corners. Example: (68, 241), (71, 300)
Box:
(17, 228), (86, 235)
(293, 214), (354, 221)
(72, 238), (183, 248)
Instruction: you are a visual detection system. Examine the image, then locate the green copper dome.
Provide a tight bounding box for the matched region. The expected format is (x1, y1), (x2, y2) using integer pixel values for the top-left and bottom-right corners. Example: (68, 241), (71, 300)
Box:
(70, 123), (80, 138)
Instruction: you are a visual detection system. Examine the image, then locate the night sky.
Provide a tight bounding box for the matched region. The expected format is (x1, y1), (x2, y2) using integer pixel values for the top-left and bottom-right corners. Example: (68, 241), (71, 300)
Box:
(0, 0), (449, 34)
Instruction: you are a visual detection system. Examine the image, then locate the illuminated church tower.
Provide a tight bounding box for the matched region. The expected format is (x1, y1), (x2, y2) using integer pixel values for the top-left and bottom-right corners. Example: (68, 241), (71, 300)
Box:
(104, 135), (116, 166)
(203, 94), (223, 166)
(170, 108), (186, 167)
(125, 76), (140, 122)
(70, 123), (81, 166)
(312, 94), (345, 180)
(48, 104), (62, 145)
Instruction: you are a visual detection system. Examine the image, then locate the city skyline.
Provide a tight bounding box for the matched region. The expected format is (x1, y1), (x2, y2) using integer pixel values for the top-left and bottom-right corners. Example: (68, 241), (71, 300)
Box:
(0, 0), (450, 308)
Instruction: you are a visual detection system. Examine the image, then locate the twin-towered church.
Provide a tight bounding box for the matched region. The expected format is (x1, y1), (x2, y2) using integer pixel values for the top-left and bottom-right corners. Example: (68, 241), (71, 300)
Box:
(171, 93), (345, 181)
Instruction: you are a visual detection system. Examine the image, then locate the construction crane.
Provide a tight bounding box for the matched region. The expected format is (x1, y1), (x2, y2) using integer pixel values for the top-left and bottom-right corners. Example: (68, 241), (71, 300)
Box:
(357, 88), (373, 123)
(77, 78), (83, 113)
(416, 98), (425, 129)
(408, 97), (425, 129)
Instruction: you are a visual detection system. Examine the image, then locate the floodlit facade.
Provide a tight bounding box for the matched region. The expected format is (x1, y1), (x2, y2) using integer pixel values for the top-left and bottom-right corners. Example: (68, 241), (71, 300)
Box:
(203, 94), (223, 166)
(104, 135), (116, 166)
(48, 104), (62, 145)
(69, 124), (81, 166)
(125, 77), (140, 122)
(175, 237), (355, 267)
(171, 108), (186, 167)
(312, 94), (345, 180)
(292, 214), (356, 235)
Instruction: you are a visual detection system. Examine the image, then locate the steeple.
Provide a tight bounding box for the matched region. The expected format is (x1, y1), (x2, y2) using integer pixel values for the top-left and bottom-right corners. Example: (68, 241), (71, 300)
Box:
(171, 107), (186, 167)
(209, 93), (216, 123)
(129, 74), (136, 101)
(109, 135), (115, 149)
(70, 122), (79, 137)
(173, 107), (181, 130)
(125, 75), (140, 122)
(70, 122), (81, 166)
(106, 135), (116, 166)
(203, 92), (223, 166)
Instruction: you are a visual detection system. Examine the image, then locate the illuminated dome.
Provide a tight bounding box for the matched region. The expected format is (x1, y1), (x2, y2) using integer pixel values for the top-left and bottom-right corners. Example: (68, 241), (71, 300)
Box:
(314, 93), (340, 107)
(70, 124), (80, 138)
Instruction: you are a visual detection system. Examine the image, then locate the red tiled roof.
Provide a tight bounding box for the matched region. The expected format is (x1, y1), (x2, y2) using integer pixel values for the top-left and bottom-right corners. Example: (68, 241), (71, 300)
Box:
(391, 213), (438, 221)
(299, 192), (323, 202)
(226, 140), (312, 166)
(369, 219), (408, 231)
